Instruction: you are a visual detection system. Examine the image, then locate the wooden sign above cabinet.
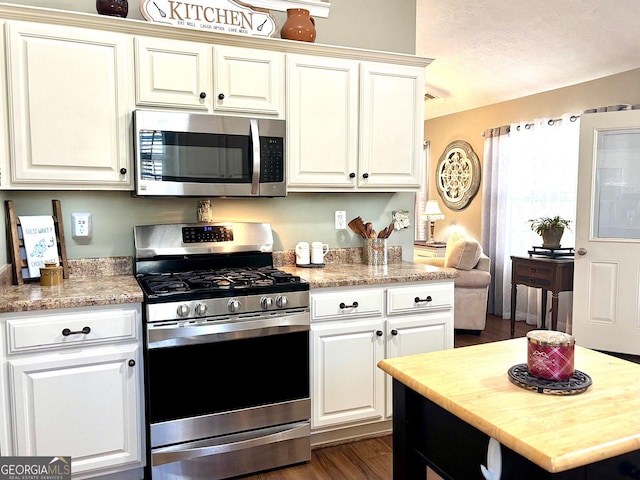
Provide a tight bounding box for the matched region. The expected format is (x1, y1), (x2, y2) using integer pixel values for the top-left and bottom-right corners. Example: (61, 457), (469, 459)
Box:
(139, 0), (277, 37)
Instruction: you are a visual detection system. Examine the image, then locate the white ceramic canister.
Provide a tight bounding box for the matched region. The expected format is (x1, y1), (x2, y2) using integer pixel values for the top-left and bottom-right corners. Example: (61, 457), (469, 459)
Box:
(311, 241), (329, 264)
(295, 242), (310, 265)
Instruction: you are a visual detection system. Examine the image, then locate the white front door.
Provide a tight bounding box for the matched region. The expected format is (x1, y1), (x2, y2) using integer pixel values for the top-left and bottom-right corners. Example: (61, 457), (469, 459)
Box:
(573, 109), (640, 355)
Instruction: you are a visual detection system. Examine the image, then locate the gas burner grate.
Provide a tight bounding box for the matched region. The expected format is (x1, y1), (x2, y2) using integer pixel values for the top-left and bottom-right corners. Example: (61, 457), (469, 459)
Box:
(139, 266), (304, 297)
(145, 274), (191, 294)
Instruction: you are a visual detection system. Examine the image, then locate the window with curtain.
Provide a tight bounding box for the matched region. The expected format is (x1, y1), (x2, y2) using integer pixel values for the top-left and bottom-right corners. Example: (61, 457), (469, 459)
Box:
(481, 114), (580, 330)
(414, 141), (430, 241)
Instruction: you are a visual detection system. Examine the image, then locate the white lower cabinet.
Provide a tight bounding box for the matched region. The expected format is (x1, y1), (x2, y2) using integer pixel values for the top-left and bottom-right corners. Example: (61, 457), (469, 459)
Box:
(0, 304), (145, 480)
(311, 317), (386, 428)
(310, 281), (453, 431)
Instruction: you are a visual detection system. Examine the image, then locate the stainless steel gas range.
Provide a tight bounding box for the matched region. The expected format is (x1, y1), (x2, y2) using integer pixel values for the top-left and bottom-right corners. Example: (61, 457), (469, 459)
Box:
(134, 222), (311, 480)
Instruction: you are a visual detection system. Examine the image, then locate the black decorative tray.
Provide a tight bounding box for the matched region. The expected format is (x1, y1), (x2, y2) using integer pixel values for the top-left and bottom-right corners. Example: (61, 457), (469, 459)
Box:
(507, 363), (592, 395)
(296, 263), (325, 268)
(527, 246), (574, 258)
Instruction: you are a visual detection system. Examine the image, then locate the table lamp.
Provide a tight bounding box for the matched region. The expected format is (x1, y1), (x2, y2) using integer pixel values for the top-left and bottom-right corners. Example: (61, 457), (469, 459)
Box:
(422, 200), (445, 243)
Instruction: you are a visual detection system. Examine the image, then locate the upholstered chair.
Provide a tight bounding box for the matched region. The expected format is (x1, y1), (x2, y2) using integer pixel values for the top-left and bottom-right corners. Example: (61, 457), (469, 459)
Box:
(416, 232), (491, 332)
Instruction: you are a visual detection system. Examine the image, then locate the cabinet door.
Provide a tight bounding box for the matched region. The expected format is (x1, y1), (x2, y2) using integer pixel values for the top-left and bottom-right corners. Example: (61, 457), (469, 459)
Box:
(8, 344), (143, 476)
(5, 21), (132, 189)
(0, 22), (8, 188)
(214, 46), (283, 116)
(359, 62), (424, 190)
(286, 54), (358, 190)
(385, 312), (452, 418)
(135, 36), (210, 109)
(311, 319), (385, 429)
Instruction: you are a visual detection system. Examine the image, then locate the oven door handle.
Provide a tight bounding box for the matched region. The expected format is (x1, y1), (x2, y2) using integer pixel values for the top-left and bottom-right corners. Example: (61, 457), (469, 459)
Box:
(152, 422), (310, 466)
(147, 311), (309, 349)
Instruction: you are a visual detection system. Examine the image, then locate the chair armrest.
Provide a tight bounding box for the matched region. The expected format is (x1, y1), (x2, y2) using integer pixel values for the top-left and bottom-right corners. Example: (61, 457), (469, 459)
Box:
(476, 254), (491, 272)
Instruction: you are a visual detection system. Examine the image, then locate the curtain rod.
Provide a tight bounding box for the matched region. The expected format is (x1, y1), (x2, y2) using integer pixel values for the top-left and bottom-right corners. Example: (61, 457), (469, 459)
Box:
(482, 104), (637, 138)
(482, 114), (579, 138)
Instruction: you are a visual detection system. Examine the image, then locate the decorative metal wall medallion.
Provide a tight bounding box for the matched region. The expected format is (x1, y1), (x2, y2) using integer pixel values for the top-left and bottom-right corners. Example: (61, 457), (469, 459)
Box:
(435, 140), (481, 210)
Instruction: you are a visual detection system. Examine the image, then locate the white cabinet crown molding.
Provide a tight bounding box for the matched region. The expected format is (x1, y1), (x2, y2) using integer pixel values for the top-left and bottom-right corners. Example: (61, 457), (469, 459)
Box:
(0, 2), (431, 67)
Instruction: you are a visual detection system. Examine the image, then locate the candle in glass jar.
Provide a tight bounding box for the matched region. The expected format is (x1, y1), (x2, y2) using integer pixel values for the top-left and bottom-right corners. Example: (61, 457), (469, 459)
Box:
(527, 330), (575, 381)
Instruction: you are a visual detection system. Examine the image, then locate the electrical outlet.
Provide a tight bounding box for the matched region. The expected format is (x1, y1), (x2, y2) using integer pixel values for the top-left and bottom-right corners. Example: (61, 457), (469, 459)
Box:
(71, 212), (92, 239)
(335, 211), (347, 230)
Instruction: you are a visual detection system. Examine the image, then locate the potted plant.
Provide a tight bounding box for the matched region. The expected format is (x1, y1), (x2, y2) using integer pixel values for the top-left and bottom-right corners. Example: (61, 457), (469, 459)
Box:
(528, 215), (571, 248)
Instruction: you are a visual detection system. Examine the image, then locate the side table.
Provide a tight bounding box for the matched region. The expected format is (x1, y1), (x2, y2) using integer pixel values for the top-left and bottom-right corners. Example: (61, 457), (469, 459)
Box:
(413, 241), (446, 261)
(510, 255), (574, 337)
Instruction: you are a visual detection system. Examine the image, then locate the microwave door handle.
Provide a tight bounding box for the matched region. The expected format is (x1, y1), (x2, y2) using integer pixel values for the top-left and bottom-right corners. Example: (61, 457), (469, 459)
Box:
(249, 119), (260, 195)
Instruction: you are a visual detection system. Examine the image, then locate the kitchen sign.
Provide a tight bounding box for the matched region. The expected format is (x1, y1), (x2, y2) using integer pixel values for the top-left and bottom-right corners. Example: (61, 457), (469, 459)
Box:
(140, 0), (277, 37)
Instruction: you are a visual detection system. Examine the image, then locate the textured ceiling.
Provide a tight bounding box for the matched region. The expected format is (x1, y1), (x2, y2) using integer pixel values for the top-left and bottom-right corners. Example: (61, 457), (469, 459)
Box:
(416, 0), (640, 120)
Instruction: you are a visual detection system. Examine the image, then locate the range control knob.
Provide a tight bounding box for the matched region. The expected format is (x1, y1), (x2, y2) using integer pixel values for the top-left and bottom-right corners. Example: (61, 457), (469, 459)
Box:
(275, 295), (288, 308)
(228, 299), (241, 313)
(261, 297), (274, 309)
(177, 304), (190, 317)
(195, 303), (208, 316)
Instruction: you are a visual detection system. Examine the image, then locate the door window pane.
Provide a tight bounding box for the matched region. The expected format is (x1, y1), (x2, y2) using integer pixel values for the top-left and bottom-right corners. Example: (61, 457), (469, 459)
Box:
(594, 128), (640, 239)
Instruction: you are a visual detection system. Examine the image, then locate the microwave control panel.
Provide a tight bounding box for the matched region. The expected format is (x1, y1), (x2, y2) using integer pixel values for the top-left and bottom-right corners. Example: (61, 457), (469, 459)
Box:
(260, 137), (284, 183)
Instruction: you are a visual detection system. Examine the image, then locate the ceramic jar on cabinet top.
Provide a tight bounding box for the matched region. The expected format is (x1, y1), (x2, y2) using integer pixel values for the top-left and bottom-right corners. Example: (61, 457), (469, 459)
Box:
(281, 8), (316, 43)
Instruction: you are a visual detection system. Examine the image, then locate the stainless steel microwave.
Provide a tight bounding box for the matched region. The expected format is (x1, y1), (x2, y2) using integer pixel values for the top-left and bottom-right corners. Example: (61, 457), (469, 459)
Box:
(133, 110), (286, 197)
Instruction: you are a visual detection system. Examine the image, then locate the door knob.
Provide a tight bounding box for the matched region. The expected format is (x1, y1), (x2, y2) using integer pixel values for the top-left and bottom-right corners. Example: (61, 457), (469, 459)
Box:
(577, 247), (587, 255)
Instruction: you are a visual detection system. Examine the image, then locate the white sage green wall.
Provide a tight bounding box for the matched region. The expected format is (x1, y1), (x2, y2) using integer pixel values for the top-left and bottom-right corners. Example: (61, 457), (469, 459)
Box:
(0, 0), (417, 264)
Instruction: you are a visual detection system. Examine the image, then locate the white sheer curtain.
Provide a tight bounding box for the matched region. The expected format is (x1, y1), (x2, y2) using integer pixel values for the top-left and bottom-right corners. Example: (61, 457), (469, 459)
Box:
(414, 141), (430, 241)
(482, 114), (580, 330)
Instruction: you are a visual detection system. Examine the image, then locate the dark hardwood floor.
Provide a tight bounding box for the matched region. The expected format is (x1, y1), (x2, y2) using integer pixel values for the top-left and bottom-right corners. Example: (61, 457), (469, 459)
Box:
(235, 315), (533, 480)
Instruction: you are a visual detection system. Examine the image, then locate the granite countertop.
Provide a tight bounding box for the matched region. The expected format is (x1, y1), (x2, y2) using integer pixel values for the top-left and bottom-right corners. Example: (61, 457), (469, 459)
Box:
(0, 250), (455, 313)
(0, 258), (143, 314)
(0, 275), (144, 313)
(282, 261), (456, 289)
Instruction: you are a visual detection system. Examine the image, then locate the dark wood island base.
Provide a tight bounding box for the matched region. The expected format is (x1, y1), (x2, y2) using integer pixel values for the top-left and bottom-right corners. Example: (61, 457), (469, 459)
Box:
(392, 380), (640, 479)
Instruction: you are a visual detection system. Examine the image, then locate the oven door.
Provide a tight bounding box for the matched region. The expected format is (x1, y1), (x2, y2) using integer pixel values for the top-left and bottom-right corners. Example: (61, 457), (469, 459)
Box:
(145, 311), (310, 449)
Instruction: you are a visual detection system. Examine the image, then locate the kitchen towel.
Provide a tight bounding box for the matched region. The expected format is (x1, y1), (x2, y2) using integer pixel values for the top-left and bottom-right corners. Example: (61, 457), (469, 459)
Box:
(18, 215), (59, 277)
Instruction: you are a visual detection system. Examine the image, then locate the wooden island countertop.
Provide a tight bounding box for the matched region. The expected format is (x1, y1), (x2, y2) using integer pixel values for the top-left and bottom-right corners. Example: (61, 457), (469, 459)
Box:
(378, 338), (640, 474)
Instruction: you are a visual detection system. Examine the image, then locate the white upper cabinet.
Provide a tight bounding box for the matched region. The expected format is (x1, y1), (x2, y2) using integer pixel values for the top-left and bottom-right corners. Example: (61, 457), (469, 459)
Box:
(135, 37), (284, 117)
(134, 36), (211, 110)
(359, 62), (424, 190)
(5, 21), (133, 189)
(214, 46), (284, 116)
(286, 54), (359, 188)
(287, 56), (425, 192)
(0, 22), (8, 188)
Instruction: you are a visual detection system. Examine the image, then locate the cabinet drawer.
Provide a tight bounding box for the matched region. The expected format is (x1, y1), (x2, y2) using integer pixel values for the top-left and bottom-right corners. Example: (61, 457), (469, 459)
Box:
(387, 283), (453, 315)
(311, 288), (383, 321)
(5, 305), (140, 354)
(513, 260), (555, 288)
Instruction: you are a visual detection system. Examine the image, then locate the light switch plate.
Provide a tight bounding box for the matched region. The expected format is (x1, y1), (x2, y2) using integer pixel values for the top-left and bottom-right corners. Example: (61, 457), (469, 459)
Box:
(71, 212), (92, 238)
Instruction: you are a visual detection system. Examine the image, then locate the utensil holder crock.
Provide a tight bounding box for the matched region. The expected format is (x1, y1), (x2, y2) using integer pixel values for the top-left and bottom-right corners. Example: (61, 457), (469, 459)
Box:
(363, 238), (387, 266)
